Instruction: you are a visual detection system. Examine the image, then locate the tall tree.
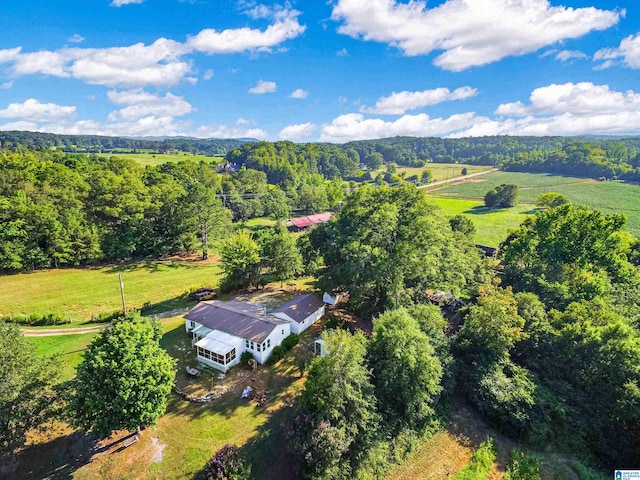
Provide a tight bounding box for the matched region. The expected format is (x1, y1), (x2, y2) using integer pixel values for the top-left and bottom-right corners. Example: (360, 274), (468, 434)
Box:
(368, 309), (443, 433)
(260, 223), (303, 287)
(312, 184), (489, 316)
(0, 322), (63, 455)
(73, 314), (176, 438)
(220, 231), (262, 290)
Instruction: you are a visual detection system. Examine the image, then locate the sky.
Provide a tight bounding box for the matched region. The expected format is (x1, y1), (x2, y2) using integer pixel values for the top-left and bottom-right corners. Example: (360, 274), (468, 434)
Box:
(0, 0), (639, 143)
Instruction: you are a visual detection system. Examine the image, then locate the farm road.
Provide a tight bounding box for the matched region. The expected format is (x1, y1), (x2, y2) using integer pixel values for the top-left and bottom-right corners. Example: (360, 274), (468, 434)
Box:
(419, 168), (498, 189)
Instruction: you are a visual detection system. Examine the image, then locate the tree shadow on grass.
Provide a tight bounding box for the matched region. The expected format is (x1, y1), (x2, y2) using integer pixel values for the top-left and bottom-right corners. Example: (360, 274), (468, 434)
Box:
(104, 259), (190, 274)
(13, 430), (96, 480)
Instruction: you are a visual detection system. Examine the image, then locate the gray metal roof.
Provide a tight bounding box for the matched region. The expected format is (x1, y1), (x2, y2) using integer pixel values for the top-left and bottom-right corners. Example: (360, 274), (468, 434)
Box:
(270, 293), (325, 323)
(185, 300), (287, 343)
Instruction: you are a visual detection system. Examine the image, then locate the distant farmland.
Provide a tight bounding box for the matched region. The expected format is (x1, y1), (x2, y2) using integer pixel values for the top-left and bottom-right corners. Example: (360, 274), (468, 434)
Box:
(429, 171), (640, 237)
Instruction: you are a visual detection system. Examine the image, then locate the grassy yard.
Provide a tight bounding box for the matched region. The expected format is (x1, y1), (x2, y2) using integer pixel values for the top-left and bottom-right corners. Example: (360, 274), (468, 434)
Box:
(431, 171), (640, 236)
(0, 258), (221, 324)
(20, 311), (317, 480)
(115, 152), (223, 167)
(430, 197), (535, 246)
(28, 333), (97, 380)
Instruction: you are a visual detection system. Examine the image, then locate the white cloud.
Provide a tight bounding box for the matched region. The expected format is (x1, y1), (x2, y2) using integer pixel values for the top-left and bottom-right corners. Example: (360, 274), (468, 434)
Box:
(249, 80), (276, 94)
(236, 118), (252, 125)
(555, 50), (588, 62)
(0, 10), (303, 88)
(68, 34), (85, 44)
(279, 122), (317, 140)
(107, 89), (193, 121)
(495, 82), (640, 117)
(289, 88), (308, 99)
(0, 121), (39, 131)
(319, 112), (483, 142)
(337, 48), (349, 57)
(595, 33), (640, 69)
(110, 0), (144, 6)
(203, 69), (214, 80)
(362, 86), (477, 114)
(186, 7), (305, 54)
(332, 0), (622, 71)
(1, 81), (12, 89)
(193, 124), (267, 139)
(0, 99), (76, 122)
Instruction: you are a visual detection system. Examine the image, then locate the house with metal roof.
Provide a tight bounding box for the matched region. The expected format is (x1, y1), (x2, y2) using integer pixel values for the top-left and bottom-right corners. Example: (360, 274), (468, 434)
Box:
(286, 212), (333, 232)
(269, 293), (326, 335)
(184, 294), (325, 372)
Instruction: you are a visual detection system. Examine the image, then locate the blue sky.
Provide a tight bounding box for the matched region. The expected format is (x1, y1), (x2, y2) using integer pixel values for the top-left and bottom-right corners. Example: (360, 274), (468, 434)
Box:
(0, 0), (639, 142)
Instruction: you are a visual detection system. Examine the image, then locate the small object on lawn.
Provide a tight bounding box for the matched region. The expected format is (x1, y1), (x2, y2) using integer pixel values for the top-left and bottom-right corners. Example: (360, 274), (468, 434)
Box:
(241, 386), (253, 399)
(255, 390), (268, 407)
(185, 366), (200, 377)
(122, 434), (139, 448)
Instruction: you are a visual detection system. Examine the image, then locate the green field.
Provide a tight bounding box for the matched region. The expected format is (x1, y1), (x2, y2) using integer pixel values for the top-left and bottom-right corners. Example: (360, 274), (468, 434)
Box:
(430, 197), (534, 246)
(376, 163), (492, 181)
(431, 171), (640, 237)
(0, 259), (221, 324)
(115, 152), (223, 167)
(28, 333), (97, 380)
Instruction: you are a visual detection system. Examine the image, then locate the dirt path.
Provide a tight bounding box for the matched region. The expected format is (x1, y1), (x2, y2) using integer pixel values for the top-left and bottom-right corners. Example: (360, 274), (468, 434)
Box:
(419, 168), (499, 190)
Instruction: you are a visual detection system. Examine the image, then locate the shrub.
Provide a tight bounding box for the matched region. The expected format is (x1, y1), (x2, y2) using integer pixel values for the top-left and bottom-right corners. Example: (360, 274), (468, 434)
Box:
(205, 444), (251, 480)
(90, 309), (128, 323)
(503, 449), (541, 480)
(452, 438), (496, 480)
(282, 333), (299, 351)
(239, 351), (255, 366)
(268, 345), (287, 364)
(1, 312), (70, 326)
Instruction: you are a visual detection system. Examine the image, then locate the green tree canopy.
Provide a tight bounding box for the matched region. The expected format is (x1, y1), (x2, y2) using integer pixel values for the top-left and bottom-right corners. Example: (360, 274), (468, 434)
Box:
(484, 184), (519, 209)
(312, 184), (489, 316)
(220, 231), (262, 291)
(0, 322), (63, 454)
(73, 314), (176, 438)
(368, 308), (443, 433)
(259, 223), (303, 287)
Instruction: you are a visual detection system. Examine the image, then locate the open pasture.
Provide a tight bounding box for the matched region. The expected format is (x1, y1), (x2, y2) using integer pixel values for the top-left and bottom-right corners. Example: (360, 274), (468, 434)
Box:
(431, 171), (640, 237)
(115, 152), (223, 167)
(376, 163), (492, 181)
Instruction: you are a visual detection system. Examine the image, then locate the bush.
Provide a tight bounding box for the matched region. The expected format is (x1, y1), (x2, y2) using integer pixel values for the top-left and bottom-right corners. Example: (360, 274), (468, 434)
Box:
(1, 312), (70, 326)
(205, 444), (251, 480)
(452, 438), (496, 480)
(503, 449), (540, 480)
(90, 309), (126, 324)
(282, 333), (299, 351)
(268, 345), (287, 364)
(239, 351), (255, 366)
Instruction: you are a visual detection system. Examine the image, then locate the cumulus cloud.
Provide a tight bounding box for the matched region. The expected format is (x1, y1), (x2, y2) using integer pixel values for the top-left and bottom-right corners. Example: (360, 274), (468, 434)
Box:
(362, 86), (477, 114)
(193, 124), (268, 139)
(331, 0), (622, 71)
(186, 7), (305, 54)
(337, 48), (349, 57)
(279, 122), (317, 140)
(0, 98), (76, 122)
(289, 88), (308, 99)
(595, 33), (640, 69)
(107, 89), (193, 121)
(249, 80), (276, 94)
(110, 0), (144, 6)
(319, 112), (483, 142)
(495, 82), (640, 117)
(203, 69), (214, 80)
(555, 50), (588, 62)
(0, 8), (304, 88)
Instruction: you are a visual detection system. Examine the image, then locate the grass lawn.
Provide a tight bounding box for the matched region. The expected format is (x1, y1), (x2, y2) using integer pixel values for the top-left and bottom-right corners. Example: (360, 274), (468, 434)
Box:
(21, 312), (316, 480)
(115, 152), (223, 167)
(430, 197), (534, 246)
(28, 333), (97, 381)
(0, 258), (221, 324)
(431, 171), (640, 236)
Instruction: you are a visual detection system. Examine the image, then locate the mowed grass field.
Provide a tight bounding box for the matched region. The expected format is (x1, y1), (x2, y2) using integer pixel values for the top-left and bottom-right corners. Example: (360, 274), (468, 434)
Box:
(430, 171), (640, 236)
(0, 258), (221, 324)
(376, 163), (492, 181)
(115, 152), (223, 167)
(28, 333), (97, 380)
(430, 197), (534, 246)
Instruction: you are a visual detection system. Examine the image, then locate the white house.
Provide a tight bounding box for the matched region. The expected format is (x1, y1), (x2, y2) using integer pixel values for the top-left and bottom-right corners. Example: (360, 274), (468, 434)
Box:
(184, 294), (325, 372)
(269, 293), (326, 335)
(184, 300), (291, 372)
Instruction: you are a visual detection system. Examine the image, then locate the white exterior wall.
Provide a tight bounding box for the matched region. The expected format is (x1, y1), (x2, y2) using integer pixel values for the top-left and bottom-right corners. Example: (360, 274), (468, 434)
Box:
(244, 322), (291, 364)
(196, 333), (244, 373)
(271, 306), (325, 335)
(185, 318), (197, 332)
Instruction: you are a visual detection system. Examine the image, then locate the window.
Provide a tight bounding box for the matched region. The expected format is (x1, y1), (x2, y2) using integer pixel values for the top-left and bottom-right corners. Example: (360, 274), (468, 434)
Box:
(245, 339), (249, 349)
(189, 320), (195, 329)
(282, 329), (285, 335)
(257, 343), (261, 352)
(250, 341), (255, 350)
(267, 339), (271, 348)
(197, 346), (234, 365)
(225, 349), (236, 364)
